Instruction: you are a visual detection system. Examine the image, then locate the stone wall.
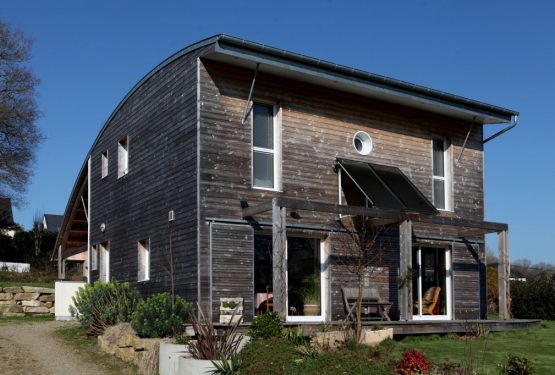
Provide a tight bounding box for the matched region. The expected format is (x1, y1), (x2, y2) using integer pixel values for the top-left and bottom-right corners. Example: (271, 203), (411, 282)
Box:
(0, 286), (55, 317)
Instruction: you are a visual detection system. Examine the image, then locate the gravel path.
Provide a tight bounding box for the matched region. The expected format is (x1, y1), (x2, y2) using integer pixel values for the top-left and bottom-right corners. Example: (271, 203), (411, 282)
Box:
(0, 320), (109, 375)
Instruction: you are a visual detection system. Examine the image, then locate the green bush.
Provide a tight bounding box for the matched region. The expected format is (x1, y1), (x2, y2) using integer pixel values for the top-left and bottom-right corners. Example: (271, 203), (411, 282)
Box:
(70, 280), (140, 336)
(498, 354), (535, 375)
(511, 272), (555, 319)
(131, 292), (194, 338)
(248, 311), (282, 339)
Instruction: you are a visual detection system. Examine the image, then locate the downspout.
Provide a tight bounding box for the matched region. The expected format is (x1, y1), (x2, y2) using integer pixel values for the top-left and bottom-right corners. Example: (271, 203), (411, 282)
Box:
(482, 115), (518, 144)
(87, 157), (91, 283)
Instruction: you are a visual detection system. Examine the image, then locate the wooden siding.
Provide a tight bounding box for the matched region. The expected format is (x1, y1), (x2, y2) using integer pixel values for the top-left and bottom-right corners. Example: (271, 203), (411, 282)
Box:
(88, 47), (210, 300)
(198, 59), (487, 320)
(210, 223), (254, 321)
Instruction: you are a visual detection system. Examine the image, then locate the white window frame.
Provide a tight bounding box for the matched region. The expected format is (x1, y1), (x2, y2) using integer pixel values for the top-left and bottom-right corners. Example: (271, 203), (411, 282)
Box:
(99, 241), (110, 282)
(91, 245), (98, 271)
(101, 150), (109, 178)
(412, 246), (452, 321)
(432, 137), (452, 211)
(137, 239), (150, 282)
(285, 236), (329, 323)
(118, 137), (129, 178)
(252, 103), (281, 191)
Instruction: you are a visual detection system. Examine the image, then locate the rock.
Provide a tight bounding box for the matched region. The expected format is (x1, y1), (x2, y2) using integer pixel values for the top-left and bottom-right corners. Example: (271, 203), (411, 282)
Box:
(44, 302), (53, 308)
(117, 333), (137, 348)
(39, 294), (55, 302)
(14, 292), (40, 301)
(0, 292), (12, 300)
(132, 350), (144, 366)
(0, 300), (14, 306)
(114, 346), (136, 363)
(313, 331), (346, 351)
(98, 335), (117, 355)
(3, 287), (23, 293)
(23, 306), (50, 313)
(7, 304), (23, 313)
(22, 300), (42, 307)
(134, 338), (161, 351)
(49, 307), (55, 314)
(3, 312), (25, 317)
(360, 328), (393, 347)
(22, 286), (55, 294)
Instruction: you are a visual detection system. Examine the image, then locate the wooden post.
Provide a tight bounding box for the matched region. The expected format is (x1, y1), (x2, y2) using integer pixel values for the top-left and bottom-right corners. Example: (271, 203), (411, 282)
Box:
(498, 229), (510, 320)
(58, 246), (63, 280)
(272, 198), (287, 320)
(398, 219), (412, 321)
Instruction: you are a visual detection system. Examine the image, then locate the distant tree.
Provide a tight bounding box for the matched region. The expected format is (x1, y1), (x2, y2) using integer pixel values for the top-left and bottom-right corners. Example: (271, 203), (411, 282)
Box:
(513, 258), (532, 269)
(485, 247), (498, 264)
(0, 20), (42, 206)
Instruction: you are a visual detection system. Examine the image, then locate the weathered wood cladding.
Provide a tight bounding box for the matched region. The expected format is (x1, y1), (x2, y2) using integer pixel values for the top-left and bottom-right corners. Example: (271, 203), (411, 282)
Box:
(198, 59), (487, 319)
(88, 47), (209, 300)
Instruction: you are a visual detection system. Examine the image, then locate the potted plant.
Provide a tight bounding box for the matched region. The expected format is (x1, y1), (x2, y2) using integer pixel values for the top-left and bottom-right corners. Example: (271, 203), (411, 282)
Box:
(219, 297), (243, 324)
(299, 275), (320, 316)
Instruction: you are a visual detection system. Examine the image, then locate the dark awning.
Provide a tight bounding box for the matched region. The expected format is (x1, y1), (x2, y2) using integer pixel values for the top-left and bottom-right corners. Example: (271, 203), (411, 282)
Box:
(337, 159), (438, 215)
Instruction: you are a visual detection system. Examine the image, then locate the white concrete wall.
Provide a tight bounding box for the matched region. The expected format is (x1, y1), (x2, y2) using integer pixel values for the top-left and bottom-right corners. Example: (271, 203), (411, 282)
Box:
(54, 281), (86, 320)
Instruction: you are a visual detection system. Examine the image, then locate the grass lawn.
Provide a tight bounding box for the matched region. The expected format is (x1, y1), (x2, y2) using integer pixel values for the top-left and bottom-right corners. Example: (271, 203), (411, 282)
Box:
(0, 280), (55, 289)
(0, 313), (54, 325)
(55, 325), (139, 375)
(397, 321), (554, 373)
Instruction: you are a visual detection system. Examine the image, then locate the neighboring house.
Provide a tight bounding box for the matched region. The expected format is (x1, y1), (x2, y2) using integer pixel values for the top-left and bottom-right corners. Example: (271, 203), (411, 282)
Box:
(43, 214), (64, 232)
(0, 197), (15, 238)
(54, 35), (517, 323)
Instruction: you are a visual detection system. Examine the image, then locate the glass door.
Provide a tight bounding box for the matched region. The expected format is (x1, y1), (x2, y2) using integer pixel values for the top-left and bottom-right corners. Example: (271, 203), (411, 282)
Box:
(412, 246), (451, 320)
(254, 234), (327, 322)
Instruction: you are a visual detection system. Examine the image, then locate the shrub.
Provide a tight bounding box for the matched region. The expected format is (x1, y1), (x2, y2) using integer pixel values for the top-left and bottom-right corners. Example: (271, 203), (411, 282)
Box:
(248, 311), (282, 339)
(396, 349), (432, 374)
(189, 303), (243, 360)
(511, 272), (555, 319)
(498, 354), (535, 375)
(131, 292), (194, 338)
(70, 280), (140, 336)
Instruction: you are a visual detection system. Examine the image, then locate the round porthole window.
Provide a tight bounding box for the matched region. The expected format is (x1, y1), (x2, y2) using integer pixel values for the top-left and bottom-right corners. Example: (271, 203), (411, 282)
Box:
(353, 131), (373, 155)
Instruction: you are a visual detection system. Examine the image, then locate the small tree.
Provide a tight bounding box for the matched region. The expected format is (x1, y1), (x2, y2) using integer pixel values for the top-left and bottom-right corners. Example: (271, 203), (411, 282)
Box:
(333, 216), (390, 343)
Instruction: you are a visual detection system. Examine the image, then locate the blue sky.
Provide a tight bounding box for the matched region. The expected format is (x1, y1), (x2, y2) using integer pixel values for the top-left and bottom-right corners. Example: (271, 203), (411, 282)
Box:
(3, 1), (554, 264)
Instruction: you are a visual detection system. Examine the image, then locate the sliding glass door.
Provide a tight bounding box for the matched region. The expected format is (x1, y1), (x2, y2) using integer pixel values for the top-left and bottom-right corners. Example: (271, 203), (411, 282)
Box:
(254, 234), (327, 322)
(412, 246), (451, 320)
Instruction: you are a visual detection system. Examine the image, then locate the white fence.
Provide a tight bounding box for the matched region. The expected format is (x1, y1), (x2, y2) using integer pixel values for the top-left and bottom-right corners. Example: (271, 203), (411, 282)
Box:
(0, 262), (30, 272)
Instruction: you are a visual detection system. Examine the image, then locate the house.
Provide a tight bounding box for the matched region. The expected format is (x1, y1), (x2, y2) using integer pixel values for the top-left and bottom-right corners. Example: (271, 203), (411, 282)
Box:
(54, 35), (517, 323)
(0, 197), (15, 238)
(42, 214), (64, 232)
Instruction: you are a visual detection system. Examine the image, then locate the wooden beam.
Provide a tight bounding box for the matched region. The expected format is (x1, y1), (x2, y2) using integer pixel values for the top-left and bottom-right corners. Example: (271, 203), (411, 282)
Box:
(242, 201), (274, 217)
(409, 213), (507, 232)
(272, 198), (287, 320)
(398, 219), (412, 321)
(498, 230), (510, 320)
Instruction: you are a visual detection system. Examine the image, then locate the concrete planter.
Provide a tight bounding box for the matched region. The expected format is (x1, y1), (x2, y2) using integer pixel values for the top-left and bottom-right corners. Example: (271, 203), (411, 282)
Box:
(179, 358), (220, 375)
(158, 343), (190, 375)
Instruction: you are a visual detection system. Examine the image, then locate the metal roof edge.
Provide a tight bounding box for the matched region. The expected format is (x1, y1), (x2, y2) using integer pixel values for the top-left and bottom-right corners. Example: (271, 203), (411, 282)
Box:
(215, 34), (519, 122)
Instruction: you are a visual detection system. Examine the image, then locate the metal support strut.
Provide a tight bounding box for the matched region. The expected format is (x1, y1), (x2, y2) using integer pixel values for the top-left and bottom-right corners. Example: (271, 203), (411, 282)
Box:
(241, 63), (260, 127)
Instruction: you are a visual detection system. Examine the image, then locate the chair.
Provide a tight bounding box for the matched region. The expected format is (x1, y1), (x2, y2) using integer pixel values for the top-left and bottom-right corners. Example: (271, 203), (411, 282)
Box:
(265, 285), (273, 312)
(415, 287), (441, 315)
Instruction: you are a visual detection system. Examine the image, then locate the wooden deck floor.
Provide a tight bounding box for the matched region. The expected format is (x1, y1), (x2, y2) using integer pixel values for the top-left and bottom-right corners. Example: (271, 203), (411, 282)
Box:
(220, 319), (541, 336)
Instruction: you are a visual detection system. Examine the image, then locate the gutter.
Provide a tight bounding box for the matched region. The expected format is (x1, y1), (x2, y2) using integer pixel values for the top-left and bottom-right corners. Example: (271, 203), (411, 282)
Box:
(482, 115), (518, 144)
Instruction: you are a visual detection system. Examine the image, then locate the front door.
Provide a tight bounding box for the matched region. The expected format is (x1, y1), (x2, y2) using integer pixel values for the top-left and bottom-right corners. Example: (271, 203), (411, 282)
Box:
(412, 246), (452, 320)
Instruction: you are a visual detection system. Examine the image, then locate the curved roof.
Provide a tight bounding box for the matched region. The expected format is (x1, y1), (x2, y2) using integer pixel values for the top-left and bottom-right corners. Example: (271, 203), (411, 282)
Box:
(55, 34), (519, 254)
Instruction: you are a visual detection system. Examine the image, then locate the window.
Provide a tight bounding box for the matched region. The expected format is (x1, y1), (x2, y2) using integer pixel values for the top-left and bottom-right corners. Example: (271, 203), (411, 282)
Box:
(91, 245), (98, 271)
(432, 138), (451, 210)
(138, 239), (150, 282)
(99, 241), (110, 282)
(353, 131), (373, 155)
(118, 137), (128, 178)
(101, 151), (109, 178)
(252, 103), (280, 190)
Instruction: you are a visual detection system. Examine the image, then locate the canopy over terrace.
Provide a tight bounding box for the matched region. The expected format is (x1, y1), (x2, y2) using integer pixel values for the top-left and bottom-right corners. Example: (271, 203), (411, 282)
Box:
(242, 195), (510, 321)
(52, 163), (89, 280)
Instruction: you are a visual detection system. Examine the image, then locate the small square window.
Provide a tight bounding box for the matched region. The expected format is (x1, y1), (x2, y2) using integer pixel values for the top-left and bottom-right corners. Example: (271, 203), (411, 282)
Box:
(138, 239), (150, 282)
(118, 137), (129, 178)
(101, 151), (109, 178)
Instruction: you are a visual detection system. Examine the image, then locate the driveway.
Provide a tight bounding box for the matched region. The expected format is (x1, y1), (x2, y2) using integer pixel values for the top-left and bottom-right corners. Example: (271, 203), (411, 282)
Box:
(0, 320), (110, 375)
